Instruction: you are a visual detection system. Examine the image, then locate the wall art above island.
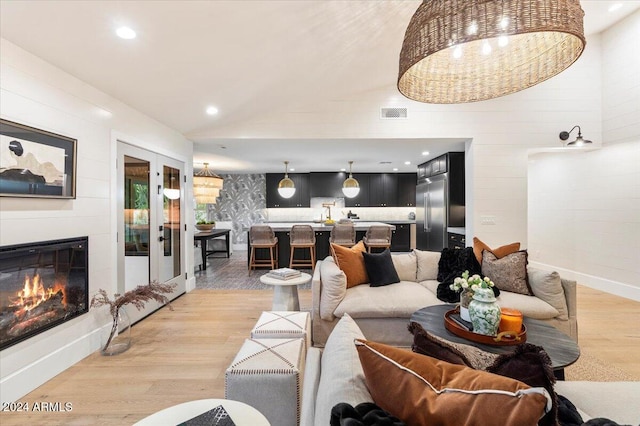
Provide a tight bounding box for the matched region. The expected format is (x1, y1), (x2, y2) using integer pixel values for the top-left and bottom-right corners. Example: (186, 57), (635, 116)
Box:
(0, 119), (77, 199)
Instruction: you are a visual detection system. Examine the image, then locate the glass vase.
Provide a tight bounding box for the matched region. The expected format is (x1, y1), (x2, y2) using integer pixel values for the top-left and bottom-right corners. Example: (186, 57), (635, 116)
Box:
(469, 287), (501, 336)
(459, 288), (473, 322)
(101, 307), (131, 356)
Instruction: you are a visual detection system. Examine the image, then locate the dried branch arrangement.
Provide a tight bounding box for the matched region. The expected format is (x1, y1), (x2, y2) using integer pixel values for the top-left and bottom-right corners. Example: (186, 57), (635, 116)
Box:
(90, 281), (177, 353)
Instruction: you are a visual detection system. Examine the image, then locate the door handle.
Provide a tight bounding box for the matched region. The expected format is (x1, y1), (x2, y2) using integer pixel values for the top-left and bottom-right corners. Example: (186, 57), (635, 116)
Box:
(425, 193), (431, 232)
(159, 236), (165, 242)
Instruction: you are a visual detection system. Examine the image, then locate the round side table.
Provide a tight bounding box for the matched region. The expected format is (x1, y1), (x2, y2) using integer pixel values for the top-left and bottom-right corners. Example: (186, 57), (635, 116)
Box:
(259, 272), (311, 311)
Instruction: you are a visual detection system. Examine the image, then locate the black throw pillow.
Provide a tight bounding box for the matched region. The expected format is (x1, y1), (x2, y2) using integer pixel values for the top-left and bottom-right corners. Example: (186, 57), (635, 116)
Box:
(362, 249), (400, 287)
(435, 247), (500, 303)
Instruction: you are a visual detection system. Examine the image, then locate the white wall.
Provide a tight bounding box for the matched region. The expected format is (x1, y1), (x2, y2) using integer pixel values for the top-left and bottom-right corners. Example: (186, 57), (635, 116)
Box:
(527, 11), (640, 301)
(0, 39), (194, 401)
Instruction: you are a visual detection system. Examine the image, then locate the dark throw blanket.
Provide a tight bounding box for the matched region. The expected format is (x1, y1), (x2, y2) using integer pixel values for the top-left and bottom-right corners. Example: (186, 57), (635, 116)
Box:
(435, 247), (500, 302)
(330, 402), (406, 426)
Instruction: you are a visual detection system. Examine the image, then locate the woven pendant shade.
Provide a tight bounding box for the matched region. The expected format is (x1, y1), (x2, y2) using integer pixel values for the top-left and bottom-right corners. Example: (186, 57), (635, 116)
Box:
(398, 0), (586, 104)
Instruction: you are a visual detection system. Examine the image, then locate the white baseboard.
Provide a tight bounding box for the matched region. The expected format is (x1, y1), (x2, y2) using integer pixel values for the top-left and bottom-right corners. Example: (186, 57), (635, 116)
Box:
(529, 261), (640, 302)
(0, 328), (102, 402)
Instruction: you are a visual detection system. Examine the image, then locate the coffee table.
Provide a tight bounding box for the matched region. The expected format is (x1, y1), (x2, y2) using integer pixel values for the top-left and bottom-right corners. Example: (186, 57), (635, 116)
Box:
(259, 272), (311, 311)
(133, 398), (269, 425)
(410, 304), (580, 379)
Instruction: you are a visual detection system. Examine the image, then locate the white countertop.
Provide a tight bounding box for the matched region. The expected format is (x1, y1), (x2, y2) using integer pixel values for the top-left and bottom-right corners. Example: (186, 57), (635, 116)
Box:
(264, 221), (395, 231)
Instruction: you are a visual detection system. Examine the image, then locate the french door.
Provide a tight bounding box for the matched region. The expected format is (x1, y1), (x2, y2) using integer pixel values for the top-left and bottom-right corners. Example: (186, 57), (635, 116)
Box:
(117, 142), (185, 323)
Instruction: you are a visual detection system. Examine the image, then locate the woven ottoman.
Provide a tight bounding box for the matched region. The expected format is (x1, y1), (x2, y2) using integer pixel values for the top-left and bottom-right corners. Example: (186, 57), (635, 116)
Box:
(225, 338), (305, 426)
(250, 311), (311, 348)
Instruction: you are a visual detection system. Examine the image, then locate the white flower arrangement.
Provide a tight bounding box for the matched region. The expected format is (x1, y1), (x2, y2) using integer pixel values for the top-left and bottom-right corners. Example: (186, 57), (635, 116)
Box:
(449, 270), (495, 293)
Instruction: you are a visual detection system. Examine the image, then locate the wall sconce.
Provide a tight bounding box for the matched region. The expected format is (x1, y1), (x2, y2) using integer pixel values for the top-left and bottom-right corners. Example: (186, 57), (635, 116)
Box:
(278, 161), (296, 199)
(559, 126), (593, 147)
(342, 161), (360, 198)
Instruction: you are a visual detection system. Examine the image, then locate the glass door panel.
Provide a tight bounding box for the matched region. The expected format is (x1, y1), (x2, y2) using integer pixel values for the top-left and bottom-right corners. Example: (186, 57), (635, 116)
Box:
(123, 155), (150, 292)
(160, 164), (181, 282)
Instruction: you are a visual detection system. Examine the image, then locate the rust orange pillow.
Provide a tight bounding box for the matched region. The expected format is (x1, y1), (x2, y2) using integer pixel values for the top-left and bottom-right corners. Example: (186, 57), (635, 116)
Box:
(473, 237), (520, 265)
(331, 241), (368, 288)
(355, 339), (551, 426)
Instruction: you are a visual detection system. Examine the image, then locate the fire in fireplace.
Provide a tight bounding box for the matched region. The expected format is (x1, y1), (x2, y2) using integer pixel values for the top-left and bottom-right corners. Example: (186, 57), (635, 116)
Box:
(0, 237), (88, 350)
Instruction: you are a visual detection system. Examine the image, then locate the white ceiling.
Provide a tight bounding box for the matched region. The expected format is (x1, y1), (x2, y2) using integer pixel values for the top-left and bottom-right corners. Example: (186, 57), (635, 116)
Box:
(1, 1), (638, 173)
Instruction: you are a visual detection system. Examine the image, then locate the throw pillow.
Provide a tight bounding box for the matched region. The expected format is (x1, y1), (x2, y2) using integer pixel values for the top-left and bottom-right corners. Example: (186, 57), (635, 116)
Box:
(391, 251), (417, 282)
(319, 256), (348, 321)
(330, 402), (406, 426)
(473, 237), (521, 265)
(414, 249), (441, 281)
(435, 247), (497, 303)
(355, 339), (551, 426)
(362, 249), (400, 287)
(331, 241), (369, 288)
(528, 268), (569, 321)
(482, 250), (533, 295)
(315, 314), (373, 426)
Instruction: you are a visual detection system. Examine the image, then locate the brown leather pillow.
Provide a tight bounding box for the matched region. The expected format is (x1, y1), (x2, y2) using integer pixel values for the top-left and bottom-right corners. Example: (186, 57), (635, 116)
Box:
(473, 237), (521, 264)
(331, 241), (368, 288)
(355, 339), (551, 426)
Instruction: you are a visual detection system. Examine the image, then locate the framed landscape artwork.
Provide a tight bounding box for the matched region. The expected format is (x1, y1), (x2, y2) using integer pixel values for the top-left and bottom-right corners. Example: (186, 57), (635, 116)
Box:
(0, 119), (77, 199)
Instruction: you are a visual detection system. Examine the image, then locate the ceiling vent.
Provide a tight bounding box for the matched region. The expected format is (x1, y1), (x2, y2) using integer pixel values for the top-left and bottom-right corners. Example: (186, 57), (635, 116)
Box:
(380, 107), (408, 119)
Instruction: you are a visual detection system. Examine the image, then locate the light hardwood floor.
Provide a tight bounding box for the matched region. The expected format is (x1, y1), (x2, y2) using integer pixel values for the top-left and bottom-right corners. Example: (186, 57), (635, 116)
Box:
(1, 285), (639, 425)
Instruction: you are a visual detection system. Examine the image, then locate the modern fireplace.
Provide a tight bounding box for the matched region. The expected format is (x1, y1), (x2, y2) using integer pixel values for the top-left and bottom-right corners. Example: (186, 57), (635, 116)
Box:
(0, 237), (89, 350)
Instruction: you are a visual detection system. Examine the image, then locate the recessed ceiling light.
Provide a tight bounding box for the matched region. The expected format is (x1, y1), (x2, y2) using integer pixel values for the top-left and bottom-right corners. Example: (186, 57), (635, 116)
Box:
(340, 168), (346, 172)
(404, 161), (411, 165)
(116, 26), (136, 40)
(393, 168), (399, 171)
(421, 151), (430, 156)
(289, 167), (295, 172)
(206, 106), (219, 116)
(608, 3), (623, 12)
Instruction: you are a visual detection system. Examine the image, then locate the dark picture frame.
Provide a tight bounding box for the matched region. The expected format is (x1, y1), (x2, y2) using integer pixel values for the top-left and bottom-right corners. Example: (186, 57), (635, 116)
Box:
(0, 119), (77, 199)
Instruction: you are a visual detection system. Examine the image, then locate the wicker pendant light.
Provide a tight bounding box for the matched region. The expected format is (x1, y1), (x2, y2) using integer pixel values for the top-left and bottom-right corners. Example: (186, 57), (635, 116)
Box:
(398, 0), (586, 104)
(193, 163), (223, 204)
(278, 161), (296, 199)
(342, 161), (360, 198)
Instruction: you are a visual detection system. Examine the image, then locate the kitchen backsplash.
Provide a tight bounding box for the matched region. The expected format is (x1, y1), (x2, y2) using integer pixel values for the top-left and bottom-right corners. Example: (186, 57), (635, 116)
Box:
(266, 206), (416, 222)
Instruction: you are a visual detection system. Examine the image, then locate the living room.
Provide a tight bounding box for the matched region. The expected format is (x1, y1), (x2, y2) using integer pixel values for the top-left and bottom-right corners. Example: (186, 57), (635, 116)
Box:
(1, 1), (639, 424)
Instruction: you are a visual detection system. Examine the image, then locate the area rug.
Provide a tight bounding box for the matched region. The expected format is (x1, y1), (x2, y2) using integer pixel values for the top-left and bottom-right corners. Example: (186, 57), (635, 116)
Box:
(564, 348), (638, 382)
(195, 252), (312, 290)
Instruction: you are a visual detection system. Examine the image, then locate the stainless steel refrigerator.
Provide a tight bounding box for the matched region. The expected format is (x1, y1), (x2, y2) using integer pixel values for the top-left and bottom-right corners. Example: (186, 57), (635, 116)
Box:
(416, 174), (448, 251)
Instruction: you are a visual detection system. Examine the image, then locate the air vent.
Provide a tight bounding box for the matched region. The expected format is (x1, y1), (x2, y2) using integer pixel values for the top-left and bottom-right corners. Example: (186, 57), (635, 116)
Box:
(380, 107), (408, 119)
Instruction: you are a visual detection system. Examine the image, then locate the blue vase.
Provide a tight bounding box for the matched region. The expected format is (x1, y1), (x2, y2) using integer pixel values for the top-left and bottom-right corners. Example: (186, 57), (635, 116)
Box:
(469, 287), (501, 336)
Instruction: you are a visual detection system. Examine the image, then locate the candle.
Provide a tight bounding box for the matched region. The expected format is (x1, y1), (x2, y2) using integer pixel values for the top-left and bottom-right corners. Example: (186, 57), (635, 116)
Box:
(499, 308), (523, 334)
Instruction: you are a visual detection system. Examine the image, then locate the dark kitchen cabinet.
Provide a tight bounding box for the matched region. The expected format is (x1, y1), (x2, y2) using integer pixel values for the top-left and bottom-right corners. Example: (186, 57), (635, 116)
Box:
(345, 174), (370, 207)
(368, 174), (397, 207)
(266, 173), (310, 208)
(310, 172), (347, 198)
(397, 173), (417, 207)
(314, 231), (330, 260)
(391, 224), (411, 252)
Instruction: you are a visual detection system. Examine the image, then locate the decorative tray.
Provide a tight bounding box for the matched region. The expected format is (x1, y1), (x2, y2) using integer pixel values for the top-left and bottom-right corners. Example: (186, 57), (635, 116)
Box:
(444, 308), (526, 346)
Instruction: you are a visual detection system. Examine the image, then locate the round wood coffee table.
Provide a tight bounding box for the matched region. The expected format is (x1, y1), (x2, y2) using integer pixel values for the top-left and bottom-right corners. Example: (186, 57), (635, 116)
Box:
(410, 304), (580, 379)
(259, 272), (311, 311)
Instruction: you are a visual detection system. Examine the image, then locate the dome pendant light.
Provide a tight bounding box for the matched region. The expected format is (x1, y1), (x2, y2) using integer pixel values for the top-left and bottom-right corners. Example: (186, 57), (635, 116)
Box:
(342, 161), (360, 198)
(278, 161), (296, 199)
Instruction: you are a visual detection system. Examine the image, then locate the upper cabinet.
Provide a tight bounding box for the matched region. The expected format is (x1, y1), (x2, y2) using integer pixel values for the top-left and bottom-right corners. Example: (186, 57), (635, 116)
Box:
(368, 173), (398, 207)
(397, 173), (417, 207)
(266, 173), (310, 208)
(266, 172), (417, 208)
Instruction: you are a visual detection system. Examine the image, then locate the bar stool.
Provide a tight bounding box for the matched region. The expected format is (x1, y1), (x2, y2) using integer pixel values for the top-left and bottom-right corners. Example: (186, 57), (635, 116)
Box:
(363, 225), (392, 253)
(289, 225), (316, 269)
(249, 225), (278, 271)
(330, 223), (356, 247)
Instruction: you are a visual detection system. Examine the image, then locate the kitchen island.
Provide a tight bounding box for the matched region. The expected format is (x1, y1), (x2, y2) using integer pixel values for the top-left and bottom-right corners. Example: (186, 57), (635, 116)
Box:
(247, 222), (396, 269)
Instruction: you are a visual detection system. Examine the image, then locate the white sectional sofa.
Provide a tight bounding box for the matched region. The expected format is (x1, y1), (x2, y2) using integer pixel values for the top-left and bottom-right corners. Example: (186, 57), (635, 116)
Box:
(311, 250), (577, 346)
(301, 315), (640, 426)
